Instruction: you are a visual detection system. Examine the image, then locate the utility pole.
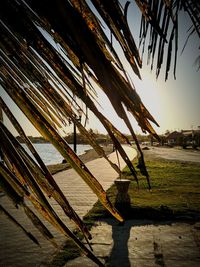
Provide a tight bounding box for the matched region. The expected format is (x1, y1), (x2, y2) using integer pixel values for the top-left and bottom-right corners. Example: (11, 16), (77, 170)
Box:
(73, 109), (82, 153)
(73, 121), (77, 153)
(0, 107), (4, 163)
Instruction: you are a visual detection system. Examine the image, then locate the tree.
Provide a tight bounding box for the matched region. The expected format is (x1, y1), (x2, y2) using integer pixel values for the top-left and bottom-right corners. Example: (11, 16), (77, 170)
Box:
(0, 1), (199, 265)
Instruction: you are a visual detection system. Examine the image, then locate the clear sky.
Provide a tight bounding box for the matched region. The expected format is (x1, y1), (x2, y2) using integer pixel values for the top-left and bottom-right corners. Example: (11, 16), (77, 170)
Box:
(1, 1), (200, 137)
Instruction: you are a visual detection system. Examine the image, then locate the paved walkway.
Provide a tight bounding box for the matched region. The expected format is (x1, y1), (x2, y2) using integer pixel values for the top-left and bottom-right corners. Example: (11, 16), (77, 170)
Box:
(0, 145), (136, 267)
(66, 219), (200, 267)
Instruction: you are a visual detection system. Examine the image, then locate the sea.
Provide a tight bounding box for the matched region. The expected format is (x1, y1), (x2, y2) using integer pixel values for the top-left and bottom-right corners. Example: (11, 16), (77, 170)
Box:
(22, 143), (92, 165)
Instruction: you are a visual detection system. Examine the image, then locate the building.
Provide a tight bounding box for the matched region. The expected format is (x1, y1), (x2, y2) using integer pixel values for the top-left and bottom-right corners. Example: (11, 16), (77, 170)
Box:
(166, 130), (200, 148)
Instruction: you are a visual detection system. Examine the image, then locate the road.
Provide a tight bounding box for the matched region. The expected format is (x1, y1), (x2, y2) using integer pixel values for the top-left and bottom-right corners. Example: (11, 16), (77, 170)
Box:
(144, 146), (200, 163)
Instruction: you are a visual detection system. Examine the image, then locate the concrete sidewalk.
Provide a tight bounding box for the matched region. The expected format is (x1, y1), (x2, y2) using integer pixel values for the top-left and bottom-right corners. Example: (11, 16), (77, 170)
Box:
(66, 219), (200, 267)
(53, 145), (137, 218)
(0, 145), (136, 267)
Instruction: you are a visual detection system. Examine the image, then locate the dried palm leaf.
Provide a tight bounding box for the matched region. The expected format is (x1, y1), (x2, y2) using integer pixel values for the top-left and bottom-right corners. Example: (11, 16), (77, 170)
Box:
(137, 0), (200, 78)
(0, 128), (103, 265)
(0, 165), (58, 247)
(0, 173), (23, 208)
(0, 204), (40, 246)
(0, 76), (123, 223)
(0, 117), (92, 240)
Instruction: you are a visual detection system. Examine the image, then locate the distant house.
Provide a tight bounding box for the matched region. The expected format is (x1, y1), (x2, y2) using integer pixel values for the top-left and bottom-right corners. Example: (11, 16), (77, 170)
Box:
(181, 130), (194, 137)
(166, 131), (183, 145)
(166, 130), (200, 148)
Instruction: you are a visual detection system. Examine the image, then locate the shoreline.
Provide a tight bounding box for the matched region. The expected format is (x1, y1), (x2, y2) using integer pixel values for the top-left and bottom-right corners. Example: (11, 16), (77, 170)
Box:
(47, 144), (114, 175)
(48, 145), (200, 175)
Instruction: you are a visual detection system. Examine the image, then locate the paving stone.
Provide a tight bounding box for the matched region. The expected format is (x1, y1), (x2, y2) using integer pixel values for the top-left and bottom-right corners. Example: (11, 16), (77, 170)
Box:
(66, 220), (200, 267)
(65, 256), (103, 267)
(164, 260), (200, 267)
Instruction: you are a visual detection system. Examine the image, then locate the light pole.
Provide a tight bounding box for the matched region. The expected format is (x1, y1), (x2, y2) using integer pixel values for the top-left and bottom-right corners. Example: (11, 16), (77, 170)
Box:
(73, 109), (82, 153)
(0, 107), (4, 163)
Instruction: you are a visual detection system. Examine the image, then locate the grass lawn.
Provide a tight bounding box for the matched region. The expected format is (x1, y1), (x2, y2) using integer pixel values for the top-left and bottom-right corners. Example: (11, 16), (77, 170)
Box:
(84, 157), (200, 223)
(123, 159), (200, 213)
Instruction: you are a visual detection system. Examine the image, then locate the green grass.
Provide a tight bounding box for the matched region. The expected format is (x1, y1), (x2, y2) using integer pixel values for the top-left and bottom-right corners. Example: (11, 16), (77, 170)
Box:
(47, 162), (71, 175)
(47, 239), (81, 267)
(125, 160), (200, 211)
(84, 159), (200, 223)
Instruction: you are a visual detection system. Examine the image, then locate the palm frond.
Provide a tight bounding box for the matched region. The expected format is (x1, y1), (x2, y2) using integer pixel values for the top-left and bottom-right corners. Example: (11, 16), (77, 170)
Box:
(137, 0), (200, 78)
(0, 204), (40, 246)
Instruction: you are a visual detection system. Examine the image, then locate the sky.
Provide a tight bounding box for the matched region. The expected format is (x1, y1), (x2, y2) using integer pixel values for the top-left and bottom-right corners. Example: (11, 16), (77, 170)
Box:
(1, 1), (200, 137)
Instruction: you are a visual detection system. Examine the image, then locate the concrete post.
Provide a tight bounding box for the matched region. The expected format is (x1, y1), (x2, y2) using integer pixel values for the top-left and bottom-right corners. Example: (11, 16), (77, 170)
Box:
(114, 179), (131, 212)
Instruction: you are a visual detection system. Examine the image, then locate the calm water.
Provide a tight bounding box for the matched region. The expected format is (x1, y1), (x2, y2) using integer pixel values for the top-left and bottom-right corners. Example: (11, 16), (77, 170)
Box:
(22, 143), (92, 165)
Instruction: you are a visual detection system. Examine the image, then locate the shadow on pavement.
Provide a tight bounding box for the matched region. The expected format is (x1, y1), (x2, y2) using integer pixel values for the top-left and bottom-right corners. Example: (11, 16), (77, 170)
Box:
(97, 216), (200, 267)
(108, 220), (131, 267)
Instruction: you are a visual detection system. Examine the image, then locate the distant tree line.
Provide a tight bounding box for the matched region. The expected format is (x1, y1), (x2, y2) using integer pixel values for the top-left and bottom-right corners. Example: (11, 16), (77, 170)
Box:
(15, 129), (112, 144)
(17, 130), (200, 149)
(16, 136), (50, 144)
(64, 130), (110, 144)
(15, 131), (158, 145)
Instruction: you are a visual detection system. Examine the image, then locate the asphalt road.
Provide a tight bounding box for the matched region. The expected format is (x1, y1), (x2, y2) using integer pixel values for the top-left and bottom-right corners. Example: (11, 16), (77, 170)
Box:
(144, 146), (200, 163)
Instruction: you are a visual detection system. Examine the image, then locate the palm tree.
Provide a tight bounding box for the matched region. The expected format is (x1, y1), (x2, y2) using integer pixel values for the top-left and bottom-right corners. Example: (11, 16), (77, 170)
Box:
(0, 0), (199, 265)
